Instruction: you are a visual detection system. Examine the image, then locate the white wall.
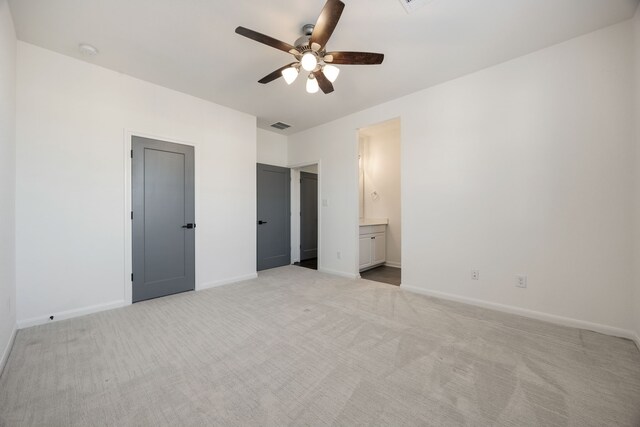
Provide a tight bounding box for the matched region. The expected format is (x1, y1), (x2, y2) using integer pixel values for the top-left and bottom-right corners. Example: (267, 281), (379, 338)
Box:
(289, 125), (359, 277)
(289, 20), (636, 335)
(0, 0), (17, 370)
(16, 42), (257, 326)
(361, 123), (401, 267)
(257, 128), (287, 167)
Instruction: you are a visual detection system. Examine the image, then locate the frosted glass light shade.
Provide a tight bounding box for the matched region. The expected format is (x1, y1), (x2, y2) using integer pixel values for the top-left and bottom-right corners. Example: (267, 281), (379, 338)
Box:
(301, 52), (318, 71)
(323, 65), (340, 83)
(282, 67), (299, 85)
(306, 75), (319, 93)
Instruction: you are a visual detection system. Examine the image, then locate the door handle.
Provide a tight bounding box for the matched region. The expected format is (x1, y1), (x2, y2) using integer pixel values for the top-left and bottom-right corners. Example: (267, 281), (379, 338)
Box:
(182, 223), (196, 229)
(258, 220), (268, 225)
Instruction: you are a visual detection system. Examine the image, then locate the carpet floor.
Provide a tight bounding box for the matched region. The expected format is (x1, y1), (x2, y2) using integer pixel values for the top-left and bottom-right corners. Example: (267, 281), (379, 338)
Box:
(1, 266), (639, 426)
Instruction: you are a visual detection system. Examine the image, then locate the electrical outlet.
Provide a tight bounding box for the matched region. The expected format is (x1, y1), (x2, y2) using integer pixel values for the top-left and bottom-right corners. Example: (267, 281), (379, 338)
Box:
(337, 251), (341, 259)
(471, 270), (480, 280)
(516, 275), (527, 288)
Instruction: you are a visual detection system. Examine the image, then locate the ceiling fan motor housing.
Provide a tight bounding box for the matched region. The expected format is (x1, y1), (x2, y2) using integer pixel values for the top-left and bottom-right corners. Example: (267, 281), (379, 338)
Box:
(302, 24), (314, 36)
(295, 25), (316, 53)
(294, 36), (311, 52)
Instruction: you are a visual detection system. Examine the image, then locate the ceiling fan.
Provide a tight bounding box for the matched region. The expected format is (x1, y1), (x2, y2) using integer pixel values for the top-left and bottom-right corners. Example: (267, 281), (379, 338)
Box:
(235, 0), (384, 94)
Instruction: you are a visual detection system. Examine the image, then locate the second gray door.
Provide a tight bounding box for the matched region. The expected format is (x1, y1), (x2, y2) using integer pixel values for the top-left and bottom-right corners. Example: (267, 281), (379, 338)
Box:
(300, 171), (318, 261)
(132, 136), (195, 302)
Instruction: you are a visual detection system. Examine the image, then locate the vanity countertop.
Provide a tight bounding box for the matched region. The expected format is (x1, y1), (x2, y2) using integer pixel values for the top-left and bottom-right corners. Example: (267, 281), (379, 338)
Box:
(359, 218), (388, 226)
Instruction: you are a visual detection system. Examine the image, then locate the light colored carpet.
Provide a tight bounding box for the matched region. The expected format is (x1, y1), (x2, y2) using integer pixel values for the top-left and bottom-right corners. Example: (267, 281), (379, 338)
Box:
(1, 266), (639, 426)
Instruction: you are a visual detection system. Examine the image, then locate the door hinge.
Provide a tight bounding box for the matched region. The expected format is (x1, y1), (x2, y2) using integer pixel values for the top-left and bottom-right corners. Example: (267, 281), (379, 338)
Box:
(130, 149), (133, 158)
(131, 273), (133, 281)
(130, 211), (133, 220)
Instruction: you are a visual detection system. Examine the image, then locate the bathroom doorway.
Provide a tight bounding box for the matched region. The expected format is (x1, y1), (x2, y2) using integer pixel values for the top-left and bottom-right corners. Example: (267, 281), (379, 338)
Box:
(357, 119), (401, 286)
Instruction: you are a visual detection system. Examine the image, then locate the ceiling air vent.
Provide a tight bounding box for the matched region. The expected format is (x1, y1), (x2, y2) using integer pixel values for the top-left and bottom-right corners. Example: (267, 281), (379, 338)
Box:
(271, 122), (292, 130)
(398, 0), (434, 14)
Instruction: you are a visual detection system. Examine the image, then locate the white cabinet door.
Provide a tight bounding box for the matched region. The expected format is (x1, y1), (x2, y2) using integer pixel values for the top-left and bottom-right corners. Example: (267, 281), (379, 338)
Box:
(372, 233), (386, 266)
(359, 236), (372, 269)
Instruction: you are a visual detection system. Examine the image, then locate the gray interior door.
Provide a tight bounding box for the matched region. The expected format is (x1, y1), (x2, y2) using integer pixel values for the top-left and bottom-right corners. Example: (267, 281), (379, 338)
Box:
(257, 163), (290, 271)
(132, 136), (195, 302)
(300, 171), (318, 261)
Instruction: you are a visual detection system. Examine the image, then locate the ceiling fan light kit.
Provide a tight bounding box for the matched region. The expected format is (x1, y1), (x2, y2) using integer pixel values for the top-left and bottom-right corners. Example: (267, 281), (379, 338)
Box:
(234, 0), (384, 95)
(323, 64), (340, 83)
(306, 75), (320, 94)
(301, 52), (318, 71)
(282, 66), (300, 85)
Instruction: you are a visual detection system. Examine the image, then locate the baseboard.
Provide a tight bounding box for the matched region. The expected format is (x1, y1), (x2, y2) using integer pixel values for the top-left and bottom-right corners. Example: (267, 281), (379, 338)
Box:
(16, 274), (260, 330)
(0, 326), (17, 378)
(199, 273), (258, 290)
(384, 261), (401, 268)
(400, 284), (637, 342)
(17, 300), (127, 329)
(318, 267), (359, 279)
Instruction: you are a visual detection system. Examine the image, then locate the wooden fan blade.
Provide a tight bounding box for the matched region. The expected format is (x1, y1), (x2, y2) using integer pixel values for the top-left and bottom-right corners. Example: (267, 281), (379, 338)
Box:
(313, 71), (334, 94)
(235, 26), (299, 55)
(258, 63), (298, 84)
(325, 51), (384, 65)
(309, 0), (345, 49)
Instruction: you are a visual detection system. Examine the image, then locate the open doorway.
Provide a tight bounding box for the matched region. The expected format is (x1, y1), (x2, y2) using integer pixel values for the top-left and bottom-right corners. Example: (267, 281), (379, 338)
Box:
(357, 119), (401, 286)
(291, 164), (319, 270)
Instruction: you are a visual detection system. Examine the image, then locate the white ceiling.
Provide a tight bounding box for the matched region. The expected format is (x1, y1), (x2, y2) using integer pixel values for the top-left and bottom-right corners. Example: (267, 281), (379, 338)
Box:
(8, 0), (640, 135)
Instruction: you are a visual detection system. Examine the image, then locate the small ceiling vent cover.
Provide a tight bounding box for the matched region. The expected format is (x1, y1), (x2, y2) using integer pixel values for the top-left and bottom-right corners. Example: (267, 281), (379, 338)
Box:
(271, 122), (291, 130)
(398, 0), (434, 14)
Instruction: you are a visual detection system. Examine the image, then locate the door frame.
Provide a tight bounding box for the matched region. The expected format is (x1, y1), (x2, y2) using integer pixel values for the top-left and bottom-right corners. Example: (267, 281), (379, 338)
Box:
(299, 171), (318, 261)
(123, 130), (199, 305)
(289, 160), (322, 268)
